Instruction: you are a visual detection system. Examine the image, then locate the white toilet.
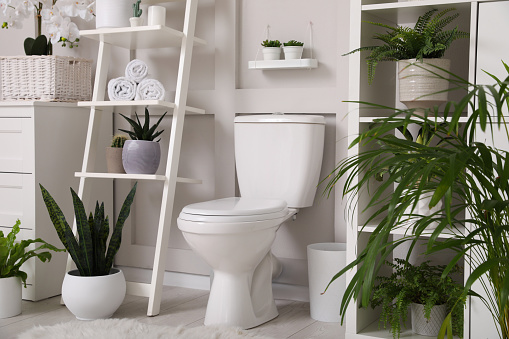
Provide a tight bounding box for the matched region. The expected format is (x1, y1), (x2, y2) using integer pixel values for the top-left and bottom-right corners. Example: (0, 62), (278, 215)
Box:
(177, 114), (325, 329)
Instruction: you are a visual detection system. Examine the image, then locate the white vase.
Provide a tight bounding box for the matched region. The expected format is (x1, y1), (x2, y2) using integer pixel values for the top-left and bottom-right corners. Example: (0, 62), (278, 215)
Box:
(404, 192), (442, 229)
(398, 58), (451, 110)
(148, 6), (166, 26)
(96, 0), (133, 29)
(0, 276), (22, 319)
(122, 140), (161, 174)
(62, 269), (126, 320)
(411, 303), (447, 336)
(283, 46), (304, 60)
(262, 47), (281, 61)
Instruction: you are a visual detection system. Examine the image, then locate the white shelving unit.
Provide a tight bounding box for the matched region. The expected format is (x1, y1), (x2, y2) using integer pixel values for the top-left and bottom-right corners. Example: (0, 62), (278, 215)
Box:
(346, 0), (481, 338)
(74, 0), (204, 316)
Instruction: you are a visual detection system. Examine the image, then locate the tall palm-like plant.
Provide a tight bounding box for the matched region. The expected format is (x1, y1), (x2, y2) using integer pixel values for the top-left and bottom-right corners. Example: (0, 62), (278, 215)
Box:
(323, 63), (509, 338)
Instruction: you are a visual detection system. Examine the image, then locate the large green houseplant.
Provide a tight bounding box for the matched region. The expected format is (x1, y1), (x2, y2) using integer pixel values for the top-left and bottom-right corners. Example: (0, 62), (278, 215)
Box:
(323, 63), (509, 338)
(40, 183), (137, 320)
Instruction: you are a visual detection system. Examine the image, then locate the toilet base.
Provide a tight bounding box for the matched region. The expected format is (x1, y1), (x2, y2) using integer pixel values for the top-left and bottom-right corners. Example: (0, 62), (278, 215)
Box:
(204, 252), (278, 329)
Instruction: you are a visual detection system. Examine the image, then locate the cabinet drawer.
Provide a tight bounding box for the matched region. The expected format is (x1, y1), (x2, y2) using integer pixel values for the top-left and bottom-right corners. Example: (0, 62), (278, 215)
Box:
(0, 173), (34, 229)
(0, 118), (33, 173)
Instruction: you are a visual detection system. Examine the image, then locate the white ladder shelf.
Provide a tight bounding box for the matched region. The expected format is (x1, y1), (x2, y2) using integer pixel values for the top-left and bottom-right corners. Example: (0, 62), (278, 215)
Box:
(72, 0), (204, 316)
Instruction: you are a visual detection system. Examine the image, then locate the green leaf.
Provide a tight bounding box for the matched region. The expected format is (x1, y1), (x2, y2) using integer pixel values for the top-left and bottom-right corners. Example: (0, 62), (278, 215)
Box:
(71, 188), (93, 276)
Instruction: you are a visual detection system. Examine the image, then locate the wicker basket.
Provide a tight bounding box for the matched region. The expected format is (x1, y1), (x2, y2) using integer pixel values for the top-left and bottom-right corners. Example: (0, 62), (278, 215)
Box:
(0, 55), (92, 102)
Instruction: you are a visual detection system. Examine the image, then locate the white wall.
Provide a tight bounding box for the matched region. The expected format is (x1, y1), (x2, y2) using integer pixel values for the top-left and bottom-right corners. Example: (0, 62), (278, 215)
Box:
(0, 0), (351, 298)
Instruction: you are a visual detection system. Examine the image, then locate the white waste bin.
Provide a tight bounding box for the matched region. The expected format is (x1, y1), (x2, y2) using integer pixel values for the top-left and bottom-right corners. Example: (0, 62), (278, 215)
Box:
(307, 243), (346, 322)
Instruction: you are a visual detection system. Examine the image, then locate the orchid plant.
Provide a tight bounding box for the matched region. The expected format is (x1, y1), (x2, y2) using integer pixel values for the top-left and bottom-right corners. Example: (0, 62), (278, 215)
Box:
(0, 0), (95, 54)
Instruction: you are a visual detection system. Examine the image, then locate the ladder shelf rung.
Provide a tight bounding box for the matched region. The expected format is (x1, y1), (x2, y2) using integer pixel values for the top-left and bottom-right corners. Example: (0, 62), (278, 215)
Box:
(75, 172), (202, 184)
(78, 100), (206, 114)
(126, 281), (151, 298)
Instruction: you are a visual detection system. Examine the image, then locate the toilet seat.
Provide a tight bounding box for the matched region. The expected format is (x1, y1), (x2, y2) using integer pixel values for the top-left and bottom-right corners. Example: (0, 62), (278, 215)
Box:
(179, 197), (288, 223)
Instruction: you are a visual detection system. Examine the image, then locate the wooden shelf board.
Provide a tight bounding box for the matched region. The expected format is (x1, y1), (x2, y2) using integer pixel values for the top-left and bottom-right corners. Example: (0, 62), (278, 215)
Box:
(80, 25), (206, 49)
(78, 100), (205, 114)
(359, 224), (463, 239)
(357, 319), (460, 338)
(248, 59), (318, 70)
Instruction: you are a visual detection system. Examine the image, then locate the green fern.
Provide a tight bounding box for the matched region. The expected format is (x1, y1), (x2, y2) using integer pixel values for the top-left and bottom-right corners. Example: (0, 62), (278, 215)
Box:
(344, 8), (469, 84)
(370, 259), (465, 339)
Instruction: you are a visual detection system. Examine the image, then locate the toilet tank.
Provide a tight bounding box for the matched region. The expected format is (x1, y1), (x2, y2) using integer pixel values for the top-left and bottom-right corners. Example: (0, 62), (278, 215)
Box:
(234, 114), (325, 208)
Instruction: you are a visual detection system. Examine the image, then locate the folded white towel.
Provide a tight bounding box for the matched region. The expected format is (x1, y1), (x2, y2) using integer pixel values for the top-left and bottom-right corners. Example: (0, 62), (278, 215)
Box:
(125, 59), (148, 83)
(136, 78), (165, 101)
(108, 77), (137, 101)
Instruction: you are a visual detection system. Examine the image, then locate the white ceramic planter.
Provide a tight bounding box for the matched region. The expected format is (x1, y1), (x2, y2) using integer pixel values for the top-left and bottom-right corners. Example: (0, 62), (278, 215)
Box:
(62, 269), (126, 320)
(404, 192), (442, 229)
(96, 0), (132, 29)
(129, 17), (144, 27)
(262, 47), (281, 61)
(122, 140), (161, 174)
(411, 303), (447, 336)
(148, 6), (166, 26)
(307, 243), (346, 322)
(0, 276), (22, 319)
(398, 58), (451, 110)
(283, 46), (304, 60)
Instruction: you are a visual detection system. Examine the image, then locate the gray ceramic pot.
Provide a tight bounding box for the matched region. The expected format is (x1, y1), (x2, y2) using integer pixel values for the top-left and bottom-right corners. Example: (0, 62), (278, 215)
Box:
(122, 140), (161, 174)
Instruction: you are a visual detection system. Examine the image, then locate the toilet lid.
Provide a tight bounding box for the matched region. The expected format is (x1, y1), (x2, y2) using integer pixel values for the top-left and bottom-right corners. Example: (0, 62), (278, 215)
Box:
(179, 197), (289, 223)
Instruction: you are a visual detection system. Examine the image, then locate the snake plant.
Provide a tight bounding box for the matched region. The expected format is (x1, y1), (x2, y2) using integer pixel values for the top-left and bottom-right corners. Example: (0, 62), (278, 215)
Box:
(39, 183), (137, 276)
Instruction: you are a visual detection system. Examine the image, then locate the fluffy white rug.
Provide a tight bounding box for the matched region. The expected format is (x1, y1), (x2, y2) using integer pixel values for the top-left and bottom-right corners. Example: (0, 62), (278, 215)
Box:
(17, 318), (275, 339)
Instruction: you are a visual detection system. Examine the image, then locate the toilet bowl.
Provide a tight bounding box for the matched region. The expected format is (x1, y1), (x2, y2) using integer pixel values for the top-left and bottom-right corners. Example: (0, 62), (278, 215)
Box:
(177, 114), (325, 329)
(177, 197), (296, 329)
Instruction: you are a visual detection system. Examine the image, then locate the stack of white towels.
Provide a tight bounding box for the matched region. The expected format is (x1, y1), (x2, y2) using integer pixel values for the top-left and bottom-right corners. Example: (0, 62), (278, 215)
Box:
(108, 59), (166, 101)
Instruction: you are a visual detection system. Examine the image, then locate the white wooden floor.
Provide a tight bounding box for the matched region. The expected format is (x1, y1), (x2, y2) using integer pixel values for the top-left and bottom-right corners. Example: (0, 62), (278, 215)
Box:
(0, 286), (345, 339)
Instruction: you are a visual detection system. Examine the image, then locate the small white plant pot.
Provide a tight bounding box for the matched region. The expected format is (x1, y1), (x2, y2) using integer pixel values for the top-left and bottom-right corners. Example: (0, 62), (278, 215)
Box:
(262, 47), (281, 61)
(129, 17), (144, 27)
(148, 6), (166, 26)
(283, 46), (304, 60)
(62, 269), (126, 320)
(0, 276), (22, 319)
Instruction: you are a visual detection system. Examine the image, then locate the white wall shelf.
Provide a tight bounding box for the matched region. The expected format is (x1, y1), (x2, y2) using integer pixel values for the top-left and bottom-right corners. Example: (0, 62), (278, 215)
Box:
(359, 225), (464, 239)
(75, 172), (201, 184)
(248, 59), (318, 70)
(77, 100), (206, 114)
(80, 25), (206, 50)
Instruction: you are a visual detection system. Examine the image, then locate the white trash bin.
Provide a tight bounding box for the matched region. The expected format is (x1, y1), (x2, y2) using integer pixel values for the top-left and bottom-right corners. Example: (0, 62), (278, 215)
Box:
(307, 243), (346, 322)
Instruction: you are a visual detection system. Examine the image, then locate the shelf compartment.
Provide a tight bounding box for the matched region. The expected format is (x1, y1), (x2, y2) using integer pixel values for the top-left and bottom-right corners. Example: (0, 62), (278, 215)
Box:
(78, 100), (206, 114)
(75, 172), (202, 184)
(248, 59), (318, 70)
(358, 318), (459, 338)
(80, 25), (206, 49)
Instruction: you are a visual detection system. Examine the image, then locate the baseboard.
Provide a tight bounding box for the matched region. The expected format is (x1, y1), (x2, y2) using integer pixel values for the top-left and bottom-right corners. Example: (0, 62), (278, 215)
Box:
(118, 266), (310, 301)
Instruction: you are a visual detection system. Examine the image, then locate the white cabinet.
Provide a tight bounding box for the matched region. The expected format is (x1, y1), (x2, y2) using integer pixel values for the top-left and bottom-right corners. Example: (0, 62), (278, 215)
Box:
(346, 1), (482, 338)
(0, 102), (111, 301)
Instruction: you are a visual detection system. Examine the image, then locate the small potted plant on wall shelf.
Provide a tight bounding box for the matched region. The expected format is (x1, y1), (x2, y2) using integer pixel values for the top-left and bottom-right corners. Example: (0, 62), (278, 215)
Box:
(40, 183), (137, 320)
(130, 0), (143, 27)
(283, 40), (304, 60)
(106, 134), (127, 174)
(119, 108), (167, 175)
(0, 220), (63, 319)
(261, 39), (282, 60)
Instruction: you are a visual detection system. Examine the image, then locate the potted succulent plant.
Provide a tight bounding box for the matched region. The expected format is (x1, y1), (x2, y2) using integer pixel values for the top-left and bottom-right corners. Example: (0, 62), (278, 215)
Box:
(260, 39), (282, 60)
(344, 8), (469, 109)
(106, 134), (127, 174)
(119, 108), (167, 175)
(283, 40), (304, 60)
(0, 219), (63, 319)
(370, 259), (464, 338)
(130, 0), (143, 27)
(39, 183), (137, 320)
(323, 63), (509, 338)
